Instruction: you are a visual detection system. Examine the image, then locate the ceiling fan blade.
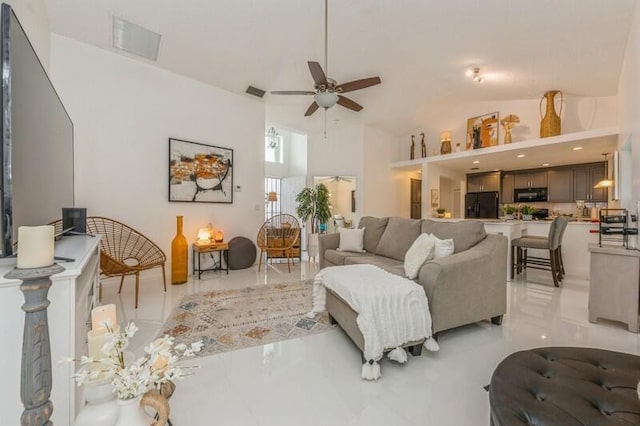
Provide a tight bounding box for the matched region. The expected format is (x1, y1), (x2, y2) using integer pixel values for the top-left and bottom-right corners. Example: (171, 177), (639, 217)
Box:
(308, 61), (327, 86)
(270, 90), (316, 95)
(304, 101), (320, 117)
(336, 77), (381, 93)
(337, 95), (363, 112)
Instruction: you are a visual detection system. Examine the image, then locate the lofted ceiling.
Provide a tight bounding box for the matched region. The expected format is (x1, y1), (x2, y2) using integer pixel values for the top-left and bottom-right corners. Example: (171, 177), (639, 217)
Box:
(46, 0), (636, 135)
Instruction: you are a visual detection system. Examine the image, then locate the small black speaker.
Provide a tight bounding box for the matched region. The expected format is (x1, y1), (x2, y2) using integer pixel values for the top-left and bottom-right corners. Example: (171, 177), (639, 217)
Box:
(62, 208), (87, 235)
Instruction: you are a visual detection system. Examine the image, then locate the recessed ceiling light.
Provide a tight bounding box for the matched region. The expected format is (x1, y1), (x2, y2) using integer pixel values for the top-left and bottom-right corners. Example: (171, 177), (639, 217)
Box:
(493, 169), (500, 171)
(572, 146), (583, 151)
(517, 154), (525, 158)
(473, 160), (480, 164)
(542, 163), (550, 166)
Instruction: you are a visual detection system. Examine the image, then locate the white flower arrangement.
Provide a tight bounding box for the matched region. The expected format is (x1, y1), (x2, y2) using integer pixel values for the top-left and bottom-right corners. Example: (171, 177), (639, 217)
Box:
(70, 322), (202, 400)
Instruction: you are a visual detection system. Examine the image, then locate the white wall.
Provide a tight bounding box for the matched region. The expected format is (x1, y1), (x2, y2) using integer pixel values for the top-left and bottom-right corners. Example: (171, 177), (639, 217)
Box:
(399, 95), (618, 160)
(50, 35), (265, 268)
(8, 0), (50, 69)
(423, 163), (466, 218)
(362, 126), (408, 218)
(617, 1), (640, 219)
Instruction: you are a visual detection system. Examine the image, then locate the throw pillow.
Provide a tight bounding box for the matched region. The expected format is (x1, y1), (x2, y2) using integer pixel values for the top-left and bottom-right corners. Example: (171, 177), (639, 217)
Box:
(337, 227), (366, 252)
(404, 233), (437, 279)
(432, 234), (455, 259)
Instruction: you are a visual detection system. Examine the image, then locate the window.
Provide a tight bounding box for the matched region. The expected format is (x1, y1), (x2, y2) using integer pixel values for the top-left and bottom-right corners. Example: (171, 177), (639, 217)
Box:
(265, 177), (281, 220)
(265, 133), (283, 163)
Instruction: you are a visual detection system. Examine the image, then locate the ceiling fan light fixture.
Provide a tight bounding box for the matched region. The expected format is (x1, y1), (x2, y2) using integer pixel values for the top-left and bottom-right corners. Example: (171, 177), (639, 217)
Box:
(315, 91), (338, 108)
(472, 67), (483, 83)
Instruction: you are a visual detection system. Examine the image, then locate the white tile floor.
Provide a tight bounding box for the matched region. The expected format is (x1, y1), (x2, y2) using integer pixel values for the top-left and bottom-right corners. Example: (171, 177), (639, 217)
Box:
(101, 260), (640, 426)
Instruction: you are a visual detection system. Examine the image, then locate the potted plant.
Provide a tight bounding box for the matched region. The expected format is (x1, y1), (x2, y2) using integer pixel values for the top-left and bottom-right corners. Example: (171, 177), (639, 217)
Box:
(296, 184), (332, 259)
(502, 204), (517, 220)
(436, 208), (446, 218)
(519, 205), (537, 221)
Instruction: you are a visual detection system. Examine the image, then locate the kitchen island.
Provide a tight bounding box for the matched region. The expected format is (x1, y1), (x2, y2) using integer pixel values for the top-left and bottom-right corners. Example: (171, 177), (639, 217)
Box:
(431, 218), (599, 280)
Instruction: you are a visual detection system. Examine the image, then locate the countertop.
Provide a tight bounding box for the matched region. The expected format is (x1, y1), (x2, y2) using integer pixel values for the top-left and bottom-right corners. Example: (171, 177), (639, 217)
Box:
(430, 218), (599, 226)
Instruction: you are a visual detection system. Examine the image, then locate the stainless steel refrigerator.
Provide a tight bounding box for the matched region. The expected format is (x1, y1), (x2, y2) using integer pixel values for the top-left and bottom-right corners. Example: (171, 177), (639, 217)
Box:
(465, 191), (499, 219)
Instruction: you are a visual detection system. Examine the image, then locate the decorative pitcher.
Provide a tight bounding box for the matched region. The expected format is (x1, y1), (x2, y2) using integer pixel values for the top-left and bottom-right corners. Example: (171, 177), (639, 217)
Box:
(171, 215), (188, 284)
(539, 90), (563, 138)
(114, 398), (151, 426)
(75, 377), (119, 426)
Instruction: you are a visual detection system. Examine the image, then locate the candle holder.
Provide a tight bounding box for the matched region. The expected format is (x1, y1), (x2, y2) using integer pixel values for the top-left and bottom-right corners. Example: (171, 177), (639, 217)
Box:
(5, 264), (64, 426)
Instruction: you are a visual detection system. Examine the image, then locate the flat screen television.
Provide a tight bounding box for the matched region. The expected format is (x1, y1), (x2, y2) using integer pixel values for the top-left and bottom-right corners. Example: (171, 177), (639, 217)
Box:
(0, 3), (74, 256)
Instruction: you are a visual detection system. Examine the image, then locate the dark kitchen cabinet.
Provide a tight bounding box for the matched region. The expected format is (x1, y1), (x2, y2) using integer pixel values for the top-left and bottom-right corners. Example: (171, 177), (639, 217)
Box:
(514, 171), (548, 189)
(548, 168), (573, 202)
(502, 173), (514, 203)
(467, 172), (501, 193)
(573, 163), (607, 202)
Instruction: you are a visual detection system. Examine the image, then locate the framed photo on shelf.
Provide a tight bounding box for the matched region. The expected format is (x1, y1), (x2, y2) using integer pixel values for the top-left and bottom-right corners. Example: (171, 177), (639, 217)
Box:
(169, 138), (233, 203)
(466, 112), (499, 149)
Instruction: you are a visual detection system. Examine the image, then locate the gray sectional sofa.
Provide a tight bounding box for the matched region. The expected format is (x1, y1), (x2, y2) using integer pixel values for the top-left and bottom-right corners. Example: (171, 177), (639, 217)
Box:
(318, 216), (508, 335)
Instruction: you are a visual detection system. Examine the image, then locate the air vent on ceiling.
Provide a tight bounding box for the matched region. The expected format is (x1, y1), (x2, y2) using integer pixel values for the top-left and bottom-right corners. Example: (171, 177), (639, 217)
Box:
(112, 16), (161, 61)
(246, 86), (266, 98)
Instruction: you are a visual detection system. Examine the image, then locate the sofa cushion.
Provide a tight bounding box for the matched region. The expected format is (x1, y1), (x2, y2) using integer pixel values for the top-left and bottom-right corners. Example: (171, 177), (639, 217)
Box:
(337, 228), (365, 252)
(324, 249), (375, 266)
(345, 255), (405, 277)
(375, 217), (423, 261)
(358, 216), (389, 254)
(432, 235), (455, 259)
(404, 233), (436, 279)
(421, 220), (486, 253)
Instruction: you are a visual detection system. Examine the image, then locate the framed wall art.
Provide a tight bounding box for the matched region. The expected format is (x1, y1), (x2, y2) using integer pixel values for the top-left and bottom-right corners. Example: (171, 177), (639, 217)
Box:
(466, 112), (499, 149)
(169, 138), (233, 203)
(430, 189), (439, 207)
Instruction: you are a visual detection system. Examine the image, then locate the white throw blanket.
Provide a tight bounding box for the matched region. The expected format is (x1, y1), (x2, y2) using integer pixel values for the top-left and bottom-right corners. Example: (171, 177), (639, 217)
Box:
(309, 264), (439, 380)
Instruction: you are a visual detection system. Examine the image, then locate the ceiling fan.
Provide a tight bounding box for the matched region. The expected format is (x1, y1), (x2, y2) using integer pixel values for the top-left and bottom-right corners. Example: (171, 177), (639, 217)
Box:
(270, 0), (381, 117)
(318, 176), (353, 183)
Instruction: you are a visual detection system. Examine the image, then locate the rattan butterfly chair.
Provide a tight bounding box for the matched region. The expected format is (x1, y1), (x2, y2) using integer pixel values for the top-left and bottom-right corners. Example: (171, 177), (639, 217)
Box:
(256, 214), (300, 272)
(86, 216), (167, 309)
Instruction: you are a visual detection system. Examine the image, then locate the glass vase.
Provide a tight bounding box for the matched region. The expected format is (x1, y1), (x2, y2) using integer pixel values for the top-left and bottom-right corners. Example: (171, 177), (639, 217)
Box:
(171, 215), (188, 284)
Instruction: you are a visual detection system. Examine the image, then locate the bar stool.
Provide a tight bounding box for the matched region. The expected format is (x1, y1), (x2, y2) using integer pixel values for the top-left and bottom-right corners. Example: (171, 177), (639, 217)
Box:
(511, 216), (569, 286)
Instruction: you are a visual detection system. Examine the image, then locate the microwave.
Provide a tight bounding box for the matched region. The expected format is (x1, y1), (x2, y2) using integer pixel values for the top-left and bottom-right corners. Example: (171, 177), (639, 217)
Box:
(514, 187), (548, 202)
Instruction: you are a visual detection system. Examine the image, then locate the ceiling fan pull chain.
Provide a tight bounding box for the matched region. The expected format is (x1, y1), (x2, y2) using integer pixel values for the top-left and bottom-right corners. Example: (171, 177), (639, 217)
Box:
(324, 109), (327, 140)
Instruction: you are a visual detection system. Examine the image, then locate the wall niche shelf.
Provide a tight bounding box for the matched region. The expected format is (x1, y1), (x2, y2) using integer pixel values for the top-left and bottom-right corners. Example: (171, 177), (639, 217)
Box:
(390, 127), (619, 173)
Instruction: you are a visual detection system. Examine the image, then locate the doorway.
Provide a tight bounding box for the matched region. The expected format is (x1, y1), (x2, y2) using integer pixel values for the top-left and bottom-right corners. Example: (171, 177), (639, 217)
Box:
(410, 179), (422, 219)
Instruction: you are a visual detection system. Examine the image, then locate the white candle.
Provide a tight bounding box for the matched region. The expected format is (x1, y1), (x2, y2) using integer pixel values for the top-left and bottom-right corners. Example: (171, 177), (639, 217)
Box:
(91, 304), (117, 331)
(16, 225), (55, 269)
(87, 329), (108, 360)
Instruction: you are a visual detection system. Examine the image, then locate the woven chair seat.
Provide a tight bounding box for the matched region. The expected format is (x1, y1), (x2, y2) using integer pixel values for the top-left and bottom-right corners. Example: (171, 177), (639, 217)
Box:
(86, 216), (167, 308)
(256, 214), (300, 272)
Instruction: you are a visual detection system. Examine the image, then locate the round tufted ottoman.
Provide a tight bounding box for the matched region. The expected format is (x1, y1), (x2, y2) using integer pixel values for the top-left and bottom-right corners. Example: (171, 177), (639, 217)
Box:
(489, 347), (640, 425)
(223, 236), (256, 270)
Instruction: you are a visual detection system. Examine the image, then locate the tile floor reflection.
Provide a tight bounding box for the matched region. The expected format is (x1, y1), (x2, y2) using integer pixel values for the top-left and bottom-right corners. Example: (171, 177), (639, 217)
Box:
(101, 261), (640, 426)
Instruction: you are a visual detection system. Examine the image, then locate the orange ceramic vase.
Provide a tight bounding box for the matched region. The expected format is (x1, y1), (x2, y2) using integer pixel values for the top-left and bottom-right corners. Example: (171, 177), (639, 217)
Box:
(171, 216), (188, 284)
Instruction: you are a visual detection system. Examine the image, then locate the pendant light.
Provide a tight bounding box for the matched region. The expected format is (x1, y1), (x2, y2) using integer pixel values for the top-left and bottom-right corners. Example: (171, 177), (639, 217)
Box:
(594, 153), (614, 188)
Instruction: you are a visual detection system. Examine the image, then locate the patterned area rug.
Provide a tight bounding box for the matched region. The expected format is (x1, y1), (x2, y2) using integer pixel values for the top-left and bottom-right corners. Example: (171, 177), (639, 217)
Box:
(159, 281), (335, 357)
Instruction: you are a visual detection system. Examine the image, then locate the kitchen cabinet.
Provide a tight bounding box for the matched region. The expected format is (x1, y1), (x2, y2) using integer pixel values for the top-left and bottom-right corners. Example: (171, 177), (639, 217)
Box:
(467, 171), (501, 193)
(573, 163), (607, 202)
(514, 170), (548, 189)
(548, 168), (573, 202)
(502, 173), (514, 203)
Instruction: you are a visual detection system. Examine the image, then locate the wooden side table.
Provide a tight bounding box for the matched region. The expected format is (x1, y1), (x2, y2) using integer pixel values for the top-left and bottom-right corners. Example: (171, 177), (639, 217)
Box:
(588, 244), (640, 332)
(192, 242), (229, 279)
